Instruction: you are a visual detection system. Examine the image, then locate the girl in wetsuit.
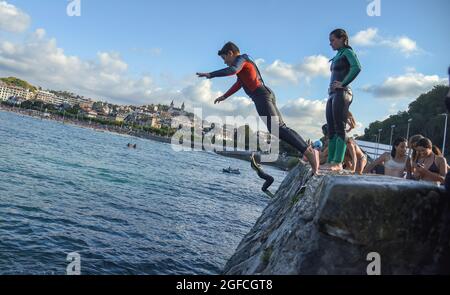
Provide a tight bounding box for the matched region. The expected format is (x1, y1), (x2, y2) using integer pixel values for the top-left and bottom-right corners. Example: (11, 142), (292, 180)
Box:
(414, 138), (447, 184)
(197, 42), (319, 174)
(322, 29), (362, 172)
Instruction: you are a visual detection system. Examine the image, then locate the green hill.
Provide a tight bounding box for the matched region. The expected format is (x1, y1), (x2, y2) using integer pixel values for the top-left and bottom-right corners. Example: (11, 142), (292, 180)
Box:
(359, 85), (450, 155)
(0, 77), (37, 92)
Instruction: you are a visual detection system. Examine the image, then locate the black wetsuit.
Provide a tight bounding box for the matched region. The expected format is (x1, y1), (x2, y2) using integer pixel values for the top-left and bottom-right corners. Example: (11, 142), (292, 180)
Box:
(209, 54), (308, 154)
(251, 155), (274, 193)
(326, 47), (361, 164)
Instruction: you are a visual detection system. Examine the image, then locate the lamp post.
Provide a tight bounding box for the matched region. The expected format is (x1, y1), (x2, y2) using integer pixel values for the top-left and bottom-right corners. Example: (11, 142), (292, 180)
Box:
(441, 113), (448, 155)
(377, 129), (382, 157)
(406, 118), (412, 140)
(390, 125), (396, 147)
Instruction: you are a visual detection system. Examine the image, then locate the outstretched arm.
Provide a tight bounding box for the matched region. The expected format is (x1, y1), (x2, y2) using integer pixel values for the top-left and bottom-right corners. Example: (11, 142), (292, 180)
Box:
(223, 79), (242, 98)
(208, 55), (246, 78)
(213, 79), (242, 105)
(363, 153), (387, 174)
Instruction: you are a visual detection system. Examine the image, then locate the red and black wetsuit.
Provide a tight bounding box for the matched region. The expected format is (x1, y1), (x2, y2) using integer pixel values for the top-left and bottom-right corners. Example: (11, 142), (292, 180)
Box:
(208, 54), (308, 154)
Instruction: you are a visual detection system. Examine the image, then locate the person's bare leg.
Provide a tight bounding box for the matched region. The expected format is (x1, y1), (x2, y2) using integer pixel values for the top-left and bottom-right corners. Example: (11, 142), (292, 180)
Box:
(304, 146), (320, 175)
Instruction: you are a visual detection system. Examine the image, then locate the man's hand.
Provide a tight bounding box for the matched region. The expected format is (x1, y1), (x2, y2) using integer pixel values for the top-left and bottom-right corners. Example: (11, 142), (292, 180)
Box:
(196, 72), (211, 79)
(214, 96), (226, 104)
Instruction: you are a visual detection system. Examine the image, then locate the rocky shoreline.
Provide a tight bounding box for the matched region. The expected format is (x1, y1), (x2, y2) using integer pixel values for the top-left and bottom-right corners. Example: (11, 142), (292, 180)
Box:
(223, 163), (450, 275)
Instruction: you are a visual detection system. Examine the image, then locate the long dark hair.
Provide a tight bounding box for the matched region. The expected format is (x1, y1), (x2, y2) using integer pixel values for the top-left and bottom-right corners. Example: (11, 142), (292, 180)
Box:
(416, 138), (433, 149)
(409, 134), (424, 162)
(218, 42), (240, 56)
(330, 29), (352, 49)
(432, 145), (443, 156)
(391, 137), (407, 158)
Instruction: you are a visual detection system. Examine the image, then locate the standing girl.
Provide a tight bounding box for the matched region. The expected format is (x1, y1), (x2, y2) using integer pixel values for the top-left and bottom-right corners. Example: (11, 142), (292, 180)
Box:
(322, 29), (362, 172)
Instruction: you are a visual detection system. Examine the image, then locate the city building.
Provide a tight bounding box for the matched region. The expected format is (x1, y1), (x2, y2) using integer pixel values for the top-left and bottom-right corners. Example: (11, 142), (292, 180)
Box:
(168, 100), (186, 116)
(35, 90), (58, 104)
(0, 82), (32, 101)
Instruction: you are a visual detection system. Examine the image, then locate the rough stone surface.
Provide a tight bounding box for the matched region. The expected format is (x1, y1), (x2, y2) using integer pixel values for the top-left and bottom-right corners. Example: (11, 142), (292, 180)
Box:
(223, 164), (450, 275)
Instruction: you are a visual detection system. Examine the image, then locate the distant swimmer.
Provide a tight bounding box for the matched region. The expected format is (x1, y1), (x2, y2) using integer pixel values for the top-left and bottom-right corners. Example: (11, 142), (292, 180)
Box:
(251, 152), (275, 198)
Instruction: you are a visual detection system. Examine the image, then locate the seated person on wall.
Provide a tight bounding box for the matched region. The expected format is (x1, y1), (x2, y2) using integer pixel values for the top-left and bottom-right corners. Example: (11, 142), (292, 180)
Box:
(342, 112), (367, 175)
(343, 137), (368, 175)
(413, 138), (448, 185)
(363, 137), (412, 179)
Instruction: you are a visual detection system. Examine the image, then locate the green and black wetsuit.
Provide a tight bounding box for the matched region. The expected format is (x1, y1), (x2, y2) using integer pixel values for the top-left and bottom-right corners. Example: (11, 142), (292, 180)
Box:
(326, 47), (361, 164)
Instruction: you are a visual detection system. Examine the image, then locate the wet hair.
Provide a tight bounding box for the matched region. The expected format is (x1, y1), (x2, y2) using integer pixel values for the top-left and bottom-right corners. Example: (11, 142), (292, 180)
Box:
(330, 29), (352, 49)
(416, 138), (433, 150)
(218, 42), (240, 56)
(409, 134), (424, 162)
(432, 145), (443, 156)
(322, 124), (328, 137)
(391, 137), (407, 158)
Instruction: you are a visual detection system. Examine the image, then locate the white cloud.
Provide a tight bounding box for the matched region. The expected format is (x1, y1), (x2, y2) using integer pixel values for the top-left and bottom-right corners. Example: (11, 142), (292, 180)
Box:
(351, 28), (379, 46)
(361, 71), (447, 99)
(0, 1), (333, 141)
(0, 1), (30, 33)
(351, 27), (420, 56)
(297, 55), (330, 79)
(178, 80), (329, 141)
(98, 52), (128, 72)
(385, 36), (418, 55)
(258, 55), (330, 85)
(179, 79), (255, 117)
(279, 98), (328, 140)
(265, 60), (299, 84)
(0, 28), (160, 105)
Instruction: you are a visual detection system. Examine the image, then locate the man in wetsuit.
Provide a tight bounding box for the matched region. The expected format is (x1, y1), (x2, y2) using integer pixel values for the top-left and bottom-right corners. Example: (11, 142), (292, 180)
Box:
(250, 152), (275, 198)
(197, 42), (319, 175)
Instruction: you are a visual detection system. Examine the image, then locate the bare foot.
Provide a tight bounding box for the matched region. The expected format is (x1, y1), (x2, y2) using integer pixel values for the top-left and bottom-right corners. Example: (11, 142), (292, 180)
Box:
(330, 163), (343, 172)
(320, 163), (333, 170)
(304, 147), (320, 175)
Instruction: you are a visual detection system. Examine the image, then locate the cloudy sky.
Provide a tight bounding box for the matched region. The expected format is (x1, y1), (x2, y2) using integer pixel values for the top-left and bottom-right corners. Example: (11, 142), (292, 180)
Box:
(0, 0), (449, 140)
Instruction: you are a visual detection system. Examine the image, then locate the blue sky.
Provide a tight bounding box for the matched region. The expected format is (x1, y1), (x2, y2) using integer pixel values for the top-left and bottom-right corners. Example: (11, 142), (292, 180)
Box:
(1, 0), (449, 139)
